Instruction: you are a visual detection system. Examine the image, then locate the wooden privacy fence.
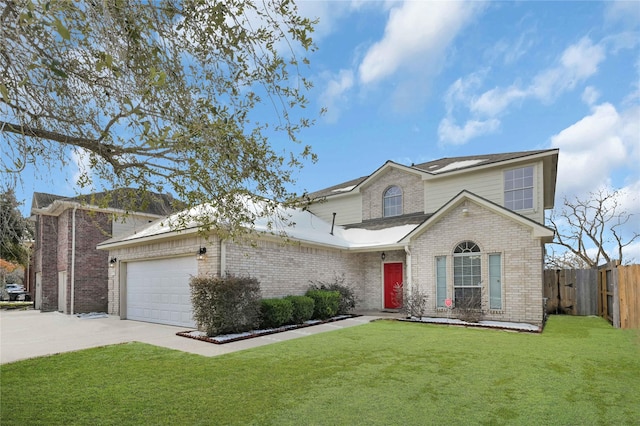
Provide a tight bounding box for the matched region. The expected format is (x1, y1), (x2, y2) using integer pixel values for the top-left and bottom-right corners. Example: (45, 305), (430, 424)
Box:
(544, 264), (640, 329)
(598, 263), (640, 329)
(544, 269), (597, 316)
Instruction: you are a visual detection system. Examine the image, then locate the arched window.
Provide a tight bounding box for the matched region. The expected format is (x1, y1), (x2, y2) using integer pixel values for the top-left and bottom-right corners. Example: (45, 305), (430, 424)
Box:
(383, 186), (402, 217)
(453, 241), (481, 309)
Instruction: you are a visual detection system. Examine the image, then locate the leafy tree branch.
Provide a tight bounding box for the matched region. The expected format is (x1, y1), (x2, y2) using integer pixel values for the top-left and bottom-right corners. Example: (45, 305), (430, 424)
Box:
(1, 0), (319, 237)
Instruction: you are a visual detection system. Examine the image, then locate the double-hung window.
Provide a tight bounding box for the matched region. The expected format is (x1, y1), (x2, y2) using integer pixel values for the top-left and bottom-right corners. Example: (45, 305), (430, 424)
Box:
(383, 186), (402, 217)
(453, 241), (481, 309)
(504, 166), (534, 211)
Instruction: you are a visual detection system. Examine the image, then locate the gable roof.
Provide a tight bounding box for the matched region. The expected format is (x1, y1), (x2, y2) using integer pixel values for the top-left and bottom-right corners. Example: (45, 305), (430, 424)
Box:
(399, 190), (555, 244)
(31, 188), (181, 218)
(307, 149), (559, 202)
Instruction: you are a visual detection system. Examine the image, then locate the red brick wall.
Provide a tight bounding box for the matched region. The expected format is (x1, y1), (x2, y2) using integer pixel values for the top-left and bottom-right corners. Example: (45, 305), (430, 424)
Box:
(70, 210), (112, 313)
(36, 215), (59, 312)
(35, 208), (113, 313)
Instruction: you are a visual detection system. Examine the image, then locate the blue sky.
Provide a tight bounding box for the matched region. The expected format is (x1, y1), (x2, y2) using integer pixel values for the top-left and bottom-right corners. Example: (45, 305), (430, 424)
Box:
(13, 1), (640, 257)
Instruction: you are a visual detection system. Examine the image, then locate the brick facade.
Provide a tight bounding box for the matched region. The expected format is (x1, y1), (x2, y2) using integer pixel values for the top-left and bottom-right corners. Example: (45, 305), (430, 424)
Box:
(361, 168), (424, 221)
(35, 215), (59, 311)
(409, 200), (545, 325)
(33, 208), (112, 313)
(105, 199), (547, 324)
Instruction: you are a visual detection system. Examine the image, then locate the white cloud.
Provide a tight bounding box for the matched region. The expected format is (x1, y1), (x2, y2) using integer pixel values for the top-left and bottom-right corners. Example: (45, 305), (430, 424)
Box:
(443, 70), (487, 115)
(358, 1), (483, 84)
(296, 0), (361, 41)
(319, 69), (355, 123)
(550, 103), (636, 197)
(604, 0), (640, 29)
(439, 37), (609, 145)
(581, 86), (600, 106)
(530, 37), (606, 102)
(437, 117), (500, 145)
(471, 85), (527, 117)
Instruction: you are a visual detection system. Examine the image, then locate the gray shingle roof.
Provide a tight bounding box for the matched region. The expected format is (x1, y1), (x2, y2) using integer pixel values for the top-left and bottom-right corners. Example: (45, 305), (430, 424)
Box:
(307, 149), (555, 199)
(343, 212), (432, 230)
(31, 188), (182, 217)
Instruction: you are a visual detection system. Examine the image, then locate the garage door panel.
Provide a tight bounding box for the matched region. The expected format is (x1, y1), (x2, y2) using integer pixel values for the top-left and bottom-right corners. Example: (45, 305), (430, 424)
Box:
(126, 257), (197, 328)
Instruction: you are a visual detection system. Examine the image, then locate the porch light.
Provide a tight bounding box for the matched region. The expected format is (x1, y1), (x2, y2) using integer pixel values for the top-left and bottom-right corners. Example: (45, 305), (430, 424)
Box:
(109, 257), (117, 267)
(197, 247), (207, 260)
(381, 252), (386, 261)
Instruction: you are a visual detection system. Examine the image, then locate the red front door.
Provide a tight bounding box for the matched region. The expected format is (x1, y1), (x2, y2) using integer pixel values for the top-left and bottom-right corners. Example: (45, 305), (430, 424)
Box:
(384, 262), (403, 309)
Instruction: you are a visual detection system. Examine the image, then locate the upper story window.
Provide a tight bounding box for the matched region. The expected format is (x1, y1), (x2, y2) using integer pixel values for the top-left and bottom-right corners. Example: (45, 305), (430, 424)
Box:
(504, 166), (534, 211)
(383, 186), (403, 217)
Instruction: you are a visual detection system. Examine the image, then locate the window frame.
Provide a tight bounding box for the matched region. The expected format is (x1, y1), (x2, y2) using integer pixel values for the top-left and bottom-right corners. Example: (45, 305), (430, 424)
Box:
(435, 256), (447, 308)
(453, 241), (481, 309)
(383, 185), (403, 218)
(488, 253), (502, 310)
(504, 165), (534, 212)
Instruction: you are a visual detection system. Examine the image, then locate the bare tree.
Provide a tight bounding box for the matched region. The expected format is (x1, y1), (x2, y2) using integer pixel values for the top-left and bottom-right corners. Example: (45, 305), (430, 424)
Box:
(1, 0), (318, 237)
(547, 189), (639, 268)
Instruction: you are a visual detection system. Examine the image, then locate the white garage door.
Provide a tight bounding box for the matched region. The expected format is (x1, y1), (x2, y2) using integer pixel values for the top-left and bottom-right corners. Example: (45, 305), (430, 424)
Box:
(126, 256), (197, 328)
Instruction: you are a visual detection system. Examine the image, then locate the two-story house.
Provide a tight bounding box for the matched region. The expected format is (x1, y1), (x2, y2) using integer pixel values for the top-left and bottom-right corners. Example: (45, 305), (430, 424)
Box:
(30, 189), (178, 314)
(98, 149), (558, 329)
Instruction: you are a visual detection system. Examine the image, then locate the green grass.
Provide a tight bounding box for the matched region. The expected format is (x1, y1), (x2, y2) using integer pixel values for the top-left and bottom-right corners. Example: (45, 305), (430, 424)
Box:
(1, 316), (639, 425)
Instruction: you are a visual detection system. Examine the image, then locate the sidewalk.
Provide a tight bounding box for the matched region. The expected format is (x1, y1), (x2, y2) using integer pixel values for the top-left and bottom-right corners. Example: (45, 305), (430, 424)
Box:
(0, 309), (397, 364)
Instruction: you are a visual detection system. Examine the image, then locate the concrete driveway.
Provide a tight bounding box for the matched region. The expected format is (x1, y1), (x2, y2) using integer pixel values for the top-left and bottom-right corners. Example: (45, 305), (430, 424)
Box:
(0, 309), (382, 364)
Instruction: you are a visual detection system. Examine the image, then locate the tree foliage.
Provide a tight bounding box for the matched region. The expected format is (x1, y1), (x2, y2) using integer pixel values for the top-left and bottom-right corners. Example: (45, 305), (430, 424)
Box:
(1, 0), (318, 236)
(0, 189), (32, 266)
(547, 189), (639, 268)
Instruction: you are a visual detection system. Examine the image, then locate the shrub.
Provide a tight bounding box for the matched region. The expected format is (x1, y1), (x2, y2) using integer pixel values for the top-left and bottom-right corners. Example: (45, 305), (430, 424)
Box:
(190, 274), (261, 336)
(285, 295), (315, 324)
(305, 289), (340, 319)
(309, 274), (357, 315)
(260, 298), (293, 329)
(393, 283), (428, 319)
(453, 291), (483, 323)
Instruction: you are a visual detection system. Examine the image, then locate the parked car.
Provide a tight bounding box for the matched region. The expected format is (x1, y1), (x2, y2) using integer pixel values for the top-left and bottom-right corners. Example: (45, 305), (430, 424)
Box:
(1, 284), (30, 301)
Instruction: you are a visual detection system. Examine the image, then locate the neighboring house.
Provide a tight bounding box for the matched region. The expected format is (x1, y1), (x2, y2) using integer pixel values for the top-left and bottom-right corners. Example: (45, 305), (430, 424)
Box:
(98, 149), (558, 329)
(30, 189), (178, 314)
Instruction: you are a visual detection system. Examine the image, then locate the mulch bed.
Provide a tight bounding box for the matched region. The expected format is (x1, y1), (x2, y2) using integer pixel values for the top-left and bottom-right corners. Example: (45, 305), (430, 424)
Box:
(176, 314), (359, 344)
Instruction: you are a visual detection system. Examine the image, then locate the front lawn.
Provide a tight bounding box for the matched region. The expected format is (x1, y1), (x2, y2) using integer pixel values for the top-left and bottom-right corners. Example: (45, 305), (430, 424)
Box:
(1, 316), (638, 425)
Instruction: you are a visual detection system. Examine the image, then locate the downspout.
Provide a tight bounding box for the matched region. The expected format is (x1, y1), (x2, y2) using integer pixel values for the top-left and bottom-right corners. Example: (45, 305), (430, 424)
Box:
(71, 205), (78, 315)
(404, 245), (412, 300)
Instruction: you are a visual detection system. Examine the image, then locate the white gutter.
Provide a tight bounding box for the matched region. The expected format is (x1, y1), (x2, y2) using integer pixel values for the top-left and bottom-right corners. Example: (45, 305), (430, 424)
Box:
(71, 205), (77, 315)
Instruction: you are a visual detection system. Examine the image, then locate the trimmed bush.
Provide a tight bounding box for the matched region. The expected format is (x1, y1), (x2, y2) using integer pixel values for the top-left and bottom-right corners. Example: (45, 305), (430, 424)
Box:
(285, 295), (315, 324)
(260, 298), (293, 329)
(305, 289), (340, 319)
(309, 274), (357, 315)
(190, 275), (261, 336)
